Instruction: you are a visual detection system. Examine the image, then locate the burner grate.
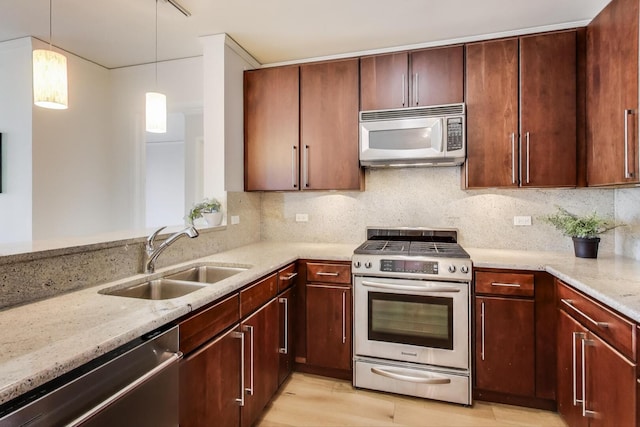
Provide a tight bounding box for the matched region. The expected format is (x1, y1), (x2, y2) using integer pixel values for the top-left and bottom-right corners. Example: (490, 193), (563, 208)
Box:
(355, 240), (410, 255)
(409, 241), (469, 258)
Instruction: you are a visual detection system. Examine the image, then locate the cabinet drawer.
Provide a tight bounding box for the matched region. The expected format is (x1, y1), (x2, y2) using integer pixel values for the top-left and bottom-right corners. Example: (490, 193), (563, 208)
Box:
(179, 293), (239, 354)
(240, 272), (277, 317)
(475, 271), (534, 297)
(557, 279), (636, 361)
(278, 263), (298, 293)
(307, 262), (351, 284)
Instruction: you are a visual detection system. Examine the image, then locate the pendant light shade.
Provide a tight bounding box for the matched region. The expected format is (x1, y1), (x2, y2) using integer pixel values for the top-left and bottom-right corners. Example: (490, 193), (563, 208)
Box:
(145, 92), (167, 133)
(34, 0), (68, 110)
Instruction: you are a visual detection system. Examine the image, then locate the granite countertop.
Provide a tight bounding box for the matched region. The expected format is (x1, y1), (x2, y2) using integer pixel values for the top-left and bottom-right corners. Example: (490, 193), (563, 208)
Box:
(1, 242), (640, 407)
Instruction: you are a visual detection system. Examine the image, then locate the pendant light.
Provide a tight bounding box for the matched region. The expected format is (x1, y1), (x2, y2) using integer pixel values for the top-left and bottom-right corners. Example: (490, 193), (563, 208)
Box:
(33, 0), (68, 110)
(145, 0), (166, 133)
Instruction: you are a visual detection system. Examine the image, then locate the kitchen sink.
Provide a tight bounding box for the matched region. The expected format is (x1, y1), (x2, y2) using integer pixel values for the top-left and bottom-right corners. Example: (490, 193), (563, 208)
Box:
(100, 279), (207, 300)
(163, 265), (249, 284)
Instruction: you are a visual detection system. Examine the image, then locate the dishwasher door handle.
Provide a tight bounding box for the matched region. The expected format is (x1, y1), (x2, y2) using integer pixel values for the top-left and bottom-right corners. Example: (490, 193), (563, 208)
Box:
(66, 351), (182, 426)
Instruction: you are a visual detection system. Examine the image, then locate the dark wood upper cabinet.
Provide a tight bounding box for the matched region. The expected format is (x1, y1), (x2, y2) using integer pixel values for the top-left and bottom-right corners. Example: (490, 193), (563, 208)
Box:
(586, 0), (639, 186)
(465, 38), (519, 188)
(465, 31), (578, 188)
(520, 31), (577, 187)
(360, 46), (463, 111)
(300, 58), (362, 191)
(244, 66), (299, 191)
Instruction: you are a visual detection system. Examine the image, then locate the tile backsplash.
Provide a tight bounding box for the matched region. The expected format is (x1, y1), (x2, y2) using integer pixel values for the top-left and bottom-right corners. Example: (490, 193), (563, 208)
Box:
(261, 167), (630, 257)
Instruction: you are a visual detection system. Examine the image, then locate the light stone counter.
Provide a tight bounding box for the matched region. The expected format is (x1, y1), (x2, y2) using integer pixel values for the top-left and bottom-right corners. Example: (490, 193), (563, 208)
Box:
(2, 242), (640, 408)
(0, 242), (356, 405)
(467, 248), (640, 324)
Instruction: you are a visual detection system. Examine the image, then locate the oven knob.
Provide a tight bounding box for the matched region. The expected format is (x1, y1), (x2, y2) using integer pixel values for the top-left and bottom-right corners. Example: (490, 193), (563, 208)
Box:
(448, 265), (457, 273)
(353, 261), (361, 269)
(460, 265), (469, 274)
(365, 262), (372, 269)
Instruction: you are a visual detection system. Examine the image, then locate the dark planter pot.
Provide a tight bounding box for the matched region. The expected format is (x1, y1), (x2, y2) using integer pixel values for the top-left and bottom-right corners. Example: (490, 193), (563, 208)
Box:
(572, 237), (600, 258)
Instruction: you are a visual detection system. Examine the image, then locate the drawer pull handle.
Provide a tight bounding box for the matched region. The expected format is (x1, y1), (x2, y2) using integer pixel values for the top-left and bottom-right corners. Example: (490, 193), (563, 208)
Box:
(561, 299), (609, 328)
(371, 367), (451, 385)
(280, 272), (298, 281)
(491, 282), (521, 288)
(317, 272), (339, 277)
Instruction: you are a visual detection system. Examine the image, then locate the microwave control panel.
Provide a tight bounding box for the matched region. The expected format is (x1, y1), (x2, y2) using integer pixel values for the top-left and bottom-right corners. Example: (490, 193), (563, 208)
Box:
(446, 117), (464, 151)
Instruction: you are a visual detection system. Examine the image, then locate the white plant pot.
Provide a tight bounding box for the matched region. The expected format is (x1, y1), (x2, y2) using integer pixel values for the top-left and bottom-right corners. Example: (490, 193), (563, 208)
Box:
(203, 211), (223, 226)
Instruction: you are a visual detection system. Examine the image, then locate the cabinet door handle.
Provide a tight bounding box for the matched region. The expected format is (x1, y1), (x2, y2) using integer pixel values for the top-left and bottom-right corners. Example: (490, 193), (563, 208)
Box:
(561, 299), (609, 328)
(401, 74), (406, 107)
(525, 132), (531, 184)
(243, 325), (254, 396)
(480, 301), (485, 361)
(231, 331), (245, 406)
(572, 331), (585, 406)
(511, 133), (516, 184)
(342, 290), (347, 344)
(624, 109), (635, 179)
(303, 145), (310, 188)
(581, 337), (597, 418)
(291, 145), (298, 188)
(280, 272), (298, 281)
(317, 271), (339, 277)
(279, 297), (289, 354)
(414, 73), (419, 105)
(491, 282), (521, 288)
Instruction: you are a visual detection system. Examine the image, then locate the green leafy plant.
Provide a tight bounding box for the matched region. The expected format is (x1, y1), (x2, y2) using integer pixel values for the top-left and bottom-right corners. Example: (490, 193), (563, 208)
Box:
(542, 207), (621, 239)
(187, 198), (221, 224)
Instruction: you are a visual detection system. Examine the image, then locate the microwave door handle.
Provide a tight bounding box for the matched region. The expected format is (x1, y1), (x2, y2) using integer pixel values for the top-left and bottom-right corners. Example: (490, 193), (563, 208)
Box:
(433, 119), (444, 153)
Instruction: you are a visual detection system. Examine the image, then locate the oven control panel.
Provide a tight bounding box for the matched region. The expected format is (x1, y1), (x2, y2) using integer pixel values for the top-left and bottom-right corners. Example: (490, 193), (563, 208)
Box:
(380, 259), (438, 275)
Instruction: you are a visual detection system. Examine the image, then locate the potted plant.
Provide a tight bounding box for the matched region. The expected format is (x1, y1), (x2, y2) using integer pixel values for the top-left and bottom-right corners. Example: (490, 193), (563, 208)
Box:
(187, 198), (223, 226)
(542, 207), (621, 258)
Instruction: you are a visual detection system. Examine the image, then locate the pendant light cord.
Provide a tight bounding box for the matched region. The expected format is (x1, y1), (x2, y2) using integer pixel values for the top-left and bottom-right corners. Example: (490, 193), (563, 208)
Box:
(49, 0), (53, 49)
(155, 0), (158, 87)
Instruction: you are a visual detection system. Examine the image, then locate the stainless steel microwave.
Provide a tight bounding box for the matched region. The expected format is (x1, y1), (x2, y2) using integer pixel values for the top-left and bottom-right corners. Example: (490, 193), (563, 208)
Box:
(359, 103), (466, 167)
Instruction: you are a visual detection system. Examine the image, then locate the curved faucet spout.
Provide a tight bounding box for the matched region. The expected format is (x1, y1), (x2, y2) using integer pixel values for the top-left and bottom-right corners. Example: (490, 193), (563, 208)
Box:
(145, 226), (199, 273)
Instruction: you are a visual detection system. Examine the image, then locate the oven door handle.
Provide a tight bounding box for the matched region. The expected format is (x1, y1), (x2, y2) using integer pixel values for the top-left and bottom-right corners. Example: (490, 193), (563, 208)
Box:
(371, 367), (451, 385)
(361, 280), (461, 293)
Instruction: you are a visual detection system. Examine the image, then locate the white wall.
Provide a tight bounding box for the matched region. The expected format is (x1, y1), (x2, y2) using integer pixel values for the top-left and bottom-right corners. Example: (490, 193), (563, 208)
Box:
(110, 56), (204, 230)
(0, 38), (34, 243)
(31, 39), (114, 240)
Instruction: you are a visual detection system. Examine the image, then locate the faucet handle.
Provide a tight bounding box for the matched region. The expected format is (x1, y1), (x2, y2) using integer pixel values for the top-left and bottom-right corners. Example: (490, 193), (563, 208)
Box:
(147, 226), (167, 249)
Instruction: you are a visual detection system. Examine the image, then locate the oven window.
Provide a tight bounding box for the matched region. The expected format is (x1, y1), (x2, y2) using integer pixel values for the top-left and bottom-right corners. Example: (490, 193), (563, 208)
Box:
(368, 292), (453, 349)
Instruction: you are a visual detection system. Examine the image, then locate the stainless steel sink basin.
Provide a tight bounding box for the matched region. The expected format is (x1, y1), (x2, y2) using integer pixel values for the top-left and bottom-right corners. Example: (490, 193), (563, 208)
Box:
(163, 265), (248, 284)
(100, 279), (206, 300)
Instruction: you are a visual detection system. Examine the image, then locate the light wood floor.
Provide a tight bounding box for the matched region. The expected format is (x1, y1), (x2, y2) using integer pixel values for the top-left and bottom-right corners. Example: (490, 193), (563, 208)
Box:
(256, 373), (567, 427)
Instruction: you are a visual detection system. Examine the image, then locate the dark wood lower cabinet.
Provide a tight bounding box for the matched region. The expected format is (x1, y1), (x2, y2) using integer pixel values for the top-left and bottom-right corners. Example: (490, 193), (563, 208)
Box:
(180, 326), (242, 427)
(557, 310), (636, 427)
(241, 298), (280, 427)
(306, 284), (352, 373)
(475, 296), (535, 397)
(278, 286), (296, 386)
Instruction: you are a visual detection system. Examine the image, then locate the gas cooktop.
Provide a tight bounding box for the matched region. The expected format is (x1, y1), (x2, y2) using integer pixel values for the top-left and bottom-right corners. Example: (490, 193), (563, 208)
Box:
(353, 227), (470, 258)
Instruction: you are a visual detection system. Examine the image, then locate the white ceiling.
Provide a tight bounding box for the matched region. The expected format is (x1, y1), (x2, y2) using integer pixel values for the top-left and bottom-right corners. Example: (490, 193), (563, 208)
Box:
(0, 0), (611, 69)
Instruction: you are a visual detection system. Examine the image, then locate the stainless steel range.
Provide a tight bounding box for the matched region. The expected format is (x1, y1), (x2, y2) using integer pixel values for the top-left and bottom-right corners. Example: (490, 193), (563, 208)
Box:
(352, 227), (472, 405)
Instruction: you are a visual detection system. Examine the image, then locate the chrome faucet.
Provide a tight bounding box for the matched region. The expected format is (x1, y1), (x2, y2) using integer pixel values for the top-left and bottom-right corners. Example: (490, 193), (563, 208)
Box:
(144, 226), (199, 273)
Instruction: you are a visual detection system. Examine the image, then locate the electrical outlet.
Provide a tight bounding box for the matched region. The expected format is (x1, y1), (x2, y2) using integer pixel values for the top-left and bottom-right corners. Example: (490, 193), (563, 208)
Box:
(295, 213), (309, 222)
(231, 215), (240, 225)
(513, 216), (532, 226)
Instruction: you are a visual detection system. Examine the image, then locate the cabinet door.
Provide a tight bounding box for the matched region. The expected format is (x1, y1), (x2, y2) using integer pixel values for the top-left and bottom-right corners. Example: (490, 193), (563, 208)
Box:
(360, 52), (409, 110)
(180, 327), (242, 427)
(306, 284), (352, 371)
(409, 45), (464, 106)
(557, 310), (590, 427)
(587, 0), (639, 186)
(465, 38), (519, 188)
(278, 286), (296, 386)
(520, 31), (577, 187)
(587, 329), (636, 427)
(241, 299), (279, 427)
(300, 59), (362, 190)
(244, 66), (300, 191)
(475, 296), (535, 397)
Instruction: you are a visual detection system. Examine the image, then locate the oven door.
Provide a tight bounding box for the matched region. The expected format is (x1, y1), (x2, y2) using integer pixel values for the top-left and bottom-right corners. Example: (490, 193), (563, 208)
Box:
(354, 276), (469, 370)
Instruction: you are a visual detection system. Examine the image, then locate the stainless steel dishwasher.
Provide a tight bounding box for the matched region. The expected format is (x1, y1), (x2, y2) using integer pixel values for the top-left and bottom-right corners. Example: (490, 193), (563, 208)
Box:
(0, 325), (181, 427)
